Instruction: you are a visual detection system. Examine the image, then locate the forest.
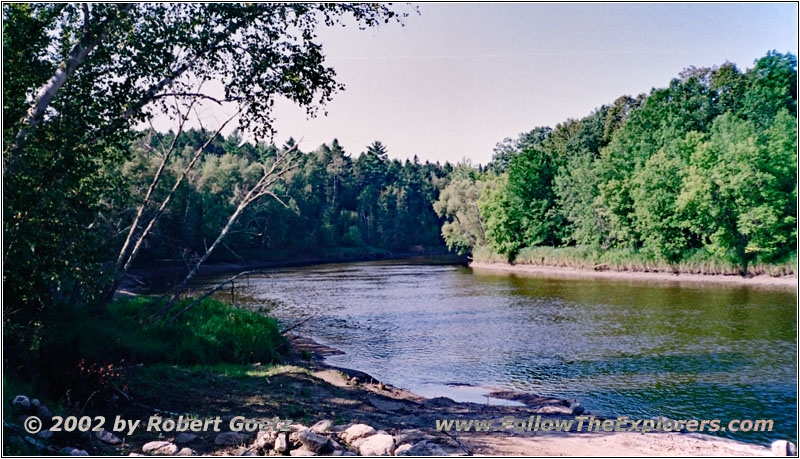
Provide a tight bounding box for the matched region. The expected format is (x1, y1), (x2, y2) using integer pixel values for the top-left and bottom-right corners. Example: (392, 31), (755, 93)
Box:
(122, 134), (450, 265)
(2, 5), (797, 452)
(435, 52), (797, 275)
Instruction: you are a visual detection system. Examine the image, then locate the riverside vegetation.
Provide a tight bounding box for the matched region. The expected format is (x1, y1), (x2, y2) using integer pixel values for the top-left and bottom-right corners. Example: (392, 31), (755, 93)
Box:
(2, 3), (797, 456)
(436, 52), (797, 276)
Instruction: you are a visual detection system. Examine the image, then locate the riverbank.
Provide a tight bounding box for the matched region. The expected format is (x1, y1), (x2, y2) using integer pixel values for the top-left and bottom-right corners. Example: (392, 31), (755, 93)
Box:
(121, 247), (464, 294)
(9, 332), (786, 456)
(470, 261), (797, 289)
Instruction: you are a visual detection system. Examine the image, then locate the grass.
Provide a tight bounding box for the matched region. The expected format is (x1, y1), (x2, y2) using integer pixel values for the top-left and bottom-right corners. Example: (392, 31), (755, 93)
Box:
(40, 296), (286, 368)
(471, 245), (508, 263)
(4, 296), (287, 418)
(473, 245), (796, 277)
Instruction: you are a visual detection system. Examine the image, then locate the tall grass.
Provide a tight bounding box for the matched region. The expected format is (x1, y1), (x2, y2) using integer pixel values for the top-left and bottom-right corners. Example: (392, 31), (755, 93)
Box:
(473, 245), (796, 277)
(39, 296), (286, 368)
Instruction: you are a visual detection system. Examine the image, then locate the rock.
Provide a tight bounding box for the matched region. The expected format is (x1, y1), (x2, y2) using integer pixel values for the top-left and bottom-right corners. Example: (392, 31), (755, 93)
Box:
(329, 424), (353, 434)
(174, 433), (197, 444)
(340, 424), (376, 444)
(274, 433), (289, 454)
(354, 433), (394, 456)
(3, 421), (25, 436)
(37, 429), (54, 440)
(59, 447), (77, 455)
(175, 447), (194, 456)
(570, 402), (585, 415)
(70, 450), (89, 456)
(142, 441), (179, 455)
(23, 436), (45, 451)
(422, 397), (456, 408)
(297, 429), (331, 454)
(37, 405), (53, 423)
(31, 398), (41, 409)
(394, 443), (413, 455)
(309, 420), (333, 434)
(95, 430), (122, 445)
(329, 439), (344, 452)
(771, 440), (798, 456)
(538, 404), (572, 415)
(289, 448), (317, 456)
(12, 395), (30, 412)
(215, 431), (246, 446)
(392, 429), (428, 447)
(400, 441), (447, 456)
(254, 430), (278, 450)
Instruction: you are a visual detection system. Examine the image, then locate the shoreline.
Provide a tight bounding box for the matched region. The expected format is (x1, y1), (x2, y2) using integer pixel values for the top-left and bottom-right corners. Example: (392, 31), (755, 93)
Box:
(120, 250), (465, 294)
(100, 261), (793, 456)
(290, 334), (780, 456)
(470, 261), (798, 290)
(29, 332), (784, 456)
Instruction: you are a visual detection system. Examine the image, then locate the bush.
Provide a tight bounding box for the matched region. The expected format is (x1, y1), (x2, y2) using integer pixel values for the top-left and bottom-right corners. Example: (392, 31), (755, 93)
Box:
(34, 297), (286, 403)
(342, 225), (363, 247)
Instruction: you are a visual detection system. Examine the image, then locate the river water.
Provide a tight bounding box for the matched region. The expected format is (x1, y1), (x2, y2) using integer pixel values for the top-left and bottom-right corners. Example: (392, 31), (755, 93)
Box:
(187, 257), (797, 444)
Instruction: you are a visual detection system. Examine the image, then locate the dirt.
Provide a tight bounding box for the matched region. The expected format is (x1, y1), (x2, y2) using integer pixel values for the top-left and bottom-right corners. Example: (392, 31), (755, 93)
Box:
(56, 334), (777, 456)
(470, 261), (797, 290)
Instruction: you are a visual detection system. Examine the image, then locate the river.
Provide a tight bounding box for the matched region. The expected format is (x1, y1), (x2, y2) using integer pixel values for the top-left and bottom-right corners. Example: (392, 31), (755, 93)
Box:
(186, 257), (797, 445)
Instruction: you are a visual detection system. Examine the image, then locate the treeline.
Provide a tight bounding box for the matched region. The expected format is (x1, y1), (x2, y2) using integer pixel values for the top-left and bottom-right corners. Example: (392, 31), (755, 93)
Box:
(436, 52), (797, 274)
(123, 134), (450, 266)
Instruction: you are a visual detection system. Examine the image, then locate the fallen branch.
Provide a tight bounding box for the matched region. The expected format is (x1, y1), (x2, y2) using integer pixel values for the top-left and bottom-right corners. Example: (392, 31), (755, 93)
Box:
(156, 142), (301, 319)
(279, 316), (314, 335)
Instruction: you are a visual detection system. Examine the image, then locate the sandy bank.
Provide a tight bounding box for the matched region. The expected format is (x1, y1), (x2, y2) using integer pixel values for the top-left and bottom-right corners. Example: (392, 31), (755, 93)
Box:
(57, 334), (784, 456)
(470, 261), (797, 290)
(290, 337), (780, 457)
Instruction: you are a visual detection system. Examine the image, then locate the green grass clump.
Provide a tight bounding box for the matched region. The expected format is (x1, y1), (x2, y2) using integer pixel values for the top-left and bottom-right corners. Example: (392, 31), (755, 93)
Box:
(39, 296), (285, 370)
(471, 245), (508, 263)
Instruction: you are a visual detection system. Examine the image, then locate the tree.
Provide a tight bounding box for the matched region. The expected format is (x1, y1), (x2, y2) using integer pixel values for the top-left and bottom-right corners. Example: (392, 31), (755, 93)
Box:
(434, 173), (492, 253)
(3, 3), (406, 317)
(467, 52), (796, 271)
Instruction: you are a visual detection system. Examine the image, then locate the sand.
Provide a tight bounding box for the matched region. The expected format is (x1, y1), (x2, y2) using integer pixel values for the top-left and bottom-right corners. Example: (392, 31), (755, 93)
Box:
(470, 261), (797, 290)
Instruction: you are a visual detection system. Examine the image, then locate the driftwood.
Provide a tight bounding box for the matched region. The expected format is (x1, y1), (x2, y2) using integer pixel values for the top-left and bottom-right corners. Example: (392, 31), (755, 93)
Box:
(278, 316), (315, 335)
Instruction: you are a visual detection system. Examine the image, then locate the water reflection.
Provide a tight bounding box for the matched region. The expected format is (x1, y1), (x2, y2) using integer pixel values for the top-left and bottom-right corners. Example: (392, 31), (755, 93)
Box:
(185, 258), (797, 444)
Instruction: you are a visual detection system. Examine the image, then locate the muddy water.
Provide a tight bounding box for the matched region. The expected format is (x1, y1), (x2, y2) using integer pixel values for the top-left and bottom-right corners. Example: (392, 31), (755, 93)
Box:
(186, 257), (797, 444)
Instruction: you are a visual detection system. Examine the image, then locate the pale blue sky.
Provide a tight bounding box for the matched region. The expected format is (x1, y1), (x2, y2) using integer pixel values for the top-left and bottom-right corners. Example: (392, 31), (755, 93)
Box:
(185, 3), (800, 165)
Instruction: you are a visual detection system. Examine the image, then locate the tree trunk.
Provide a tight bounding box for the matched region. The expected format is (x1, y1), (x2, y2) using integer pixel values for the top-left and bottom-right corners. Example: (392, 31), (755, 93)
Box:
(11, 5), (133, 157)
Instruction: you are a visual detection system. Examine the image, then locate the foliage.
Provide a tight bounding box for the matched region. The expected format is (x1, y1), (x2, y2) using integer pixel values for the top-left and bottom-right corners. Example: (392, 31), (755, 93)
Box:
(120, 134), (450, 265)
(443, 52), (797, 272)
(30, 297), (284, 401)
(3, 2), (405, 322)
(433, 166), (492, 253)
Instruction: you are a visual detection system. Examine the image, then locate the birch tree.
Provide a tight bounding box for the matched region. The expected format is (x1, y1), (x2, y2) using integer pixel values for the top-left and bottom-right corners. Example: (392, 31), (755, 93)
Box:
(3, 3), (406, 317)
(154, 143), (302, 320)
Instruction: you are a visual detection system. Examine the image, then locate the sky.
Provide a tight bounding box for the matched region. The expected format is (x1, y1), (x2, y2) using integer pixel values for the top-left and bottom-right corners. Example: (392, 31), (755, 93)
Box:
(163, 3), (799, 166)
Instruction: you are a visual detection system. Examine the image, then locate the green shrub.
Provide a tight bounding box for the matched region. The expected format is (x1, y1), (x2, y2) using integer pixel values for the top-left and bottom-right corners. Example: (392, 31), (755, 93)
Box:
(33, 297), (285, 402)
(342, 225), (363, 247)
